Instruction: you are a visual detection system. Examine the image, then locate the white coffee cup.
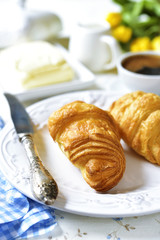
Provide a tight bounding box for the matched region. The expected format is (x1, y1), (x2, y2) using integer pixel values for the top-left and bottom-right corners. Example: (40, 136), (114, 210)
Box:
(69, 22), (122, 72)
(117, 51), (160, 94)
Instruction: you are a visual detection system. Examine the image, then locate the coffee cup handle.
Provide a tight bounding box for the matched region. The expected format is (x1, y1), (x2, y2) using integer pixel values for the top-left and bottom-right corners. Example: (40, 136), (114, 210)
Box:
(100, 35), (122, 70)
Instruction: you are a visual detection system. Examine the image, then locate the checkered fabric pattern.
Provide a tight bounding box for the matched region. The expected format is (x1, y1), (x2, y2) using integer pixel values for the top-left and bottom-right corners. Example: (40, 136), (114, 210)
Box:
(0, 117), (57, 240)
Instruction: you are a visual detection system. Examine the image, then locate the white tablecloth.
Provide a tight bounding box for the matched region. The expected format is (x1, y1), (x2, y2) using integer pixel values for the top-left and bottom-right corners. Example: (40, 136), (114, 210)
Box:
(39, 210), (160, 240)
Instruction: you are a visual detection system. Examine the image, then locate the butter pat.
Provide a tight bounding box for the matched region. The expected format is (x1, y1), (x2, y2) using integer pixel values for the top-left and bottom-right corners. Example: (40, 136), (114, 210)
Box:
(0, 41), (74, 89)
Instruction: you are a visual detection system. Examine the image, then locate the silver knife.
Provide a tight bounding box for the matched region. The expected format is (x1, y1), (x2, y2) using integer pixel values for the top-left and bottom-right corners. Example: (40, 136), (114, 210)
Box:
(4, 93), (58, 205)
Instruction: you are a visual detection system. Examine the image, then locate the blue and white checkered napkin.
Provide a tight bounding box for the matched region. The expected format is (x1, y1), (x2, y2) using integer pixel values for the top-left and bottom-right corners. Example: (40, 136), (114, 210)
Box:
(0, 117), (57, 240)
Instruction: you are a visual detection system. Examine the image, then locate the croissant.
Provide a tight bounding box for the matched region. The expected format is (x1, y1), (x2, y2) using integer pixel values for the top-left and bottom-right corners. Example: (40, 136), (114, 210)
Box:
(109, 91), (160, 165)
(48, 101), (126, 192)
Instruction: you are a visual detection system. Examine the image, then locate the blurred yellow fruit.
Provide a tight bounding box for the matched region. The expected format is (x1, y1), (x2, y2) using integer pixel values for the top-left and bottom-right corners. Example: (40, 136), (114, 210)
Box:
(105, 12), (121, 28)
(130, 37), (152, 52)
(112, 25), (132, 43)
(151, 36), (160, 51)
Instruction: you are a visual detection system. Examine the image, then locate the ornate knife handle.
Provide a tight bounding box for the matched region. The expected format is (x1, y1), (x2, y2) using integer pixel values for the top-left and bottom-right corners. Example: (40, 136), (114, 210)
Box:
(19, 133), (58, 205)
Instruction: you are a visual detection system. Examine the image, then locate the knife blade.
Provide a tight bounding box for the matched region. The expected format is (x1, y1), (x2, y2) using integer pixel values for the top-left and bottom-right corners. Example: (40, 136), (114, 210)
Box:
(4, 93), (58, 205)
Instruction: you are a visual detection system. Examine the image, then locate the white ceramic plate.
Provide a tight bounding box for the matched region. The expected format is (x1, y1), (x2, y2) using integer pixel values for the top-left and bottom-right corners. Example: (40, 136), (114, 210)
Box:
(0, 45), (95, 102)
(1, 90), (160, 218)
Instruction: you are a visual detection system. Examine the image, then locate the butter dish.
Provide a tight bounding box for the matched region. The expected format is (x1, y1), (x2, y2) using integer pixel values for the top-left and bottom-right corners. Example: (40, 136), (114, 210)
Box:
(0, 42), (95, 101)
(0, 41), (74, 90)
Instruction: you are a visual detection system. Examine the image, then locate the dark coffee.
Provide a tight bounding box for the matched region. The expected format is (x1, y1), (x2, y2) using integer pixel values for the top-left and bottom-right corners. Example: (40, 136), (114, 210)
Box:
(122, 55), (160, 75)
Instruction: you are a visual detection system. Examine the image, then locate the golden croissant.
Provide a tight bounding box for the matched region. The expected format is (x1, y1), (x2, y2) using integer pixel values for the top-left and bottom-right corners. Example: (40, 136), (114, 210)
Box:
(109, 91), (160, 165)
(48, 101), (126, 192)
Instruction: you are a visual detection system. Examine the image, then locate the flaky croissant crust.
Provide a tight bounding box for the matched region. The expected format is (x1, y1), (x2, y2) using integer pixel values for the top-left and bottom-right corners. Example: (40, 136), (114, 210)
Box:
(48, 101), (126, 192)
(109, 91), (160, 165)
